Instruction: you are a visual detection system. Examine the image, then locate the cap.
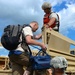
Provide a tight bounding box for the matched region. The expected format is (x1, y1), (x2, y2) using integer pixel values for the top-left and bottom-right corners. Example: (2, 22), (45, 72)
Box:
(42, 2), (52, 10)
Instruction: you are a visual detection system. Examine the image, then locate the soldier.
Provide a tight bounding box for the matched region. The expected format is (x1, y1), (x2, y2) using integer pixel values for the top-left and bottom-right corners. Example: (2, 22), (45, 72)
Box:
(49, 56), (68, 75)
(41, 2), (60, 32)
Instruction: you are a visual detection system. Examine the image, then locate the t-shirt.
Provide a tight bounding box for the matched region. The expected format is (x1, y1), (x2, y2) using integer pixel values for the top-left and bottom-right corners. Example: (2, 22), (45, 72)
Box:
(49, 12), (59, 30)
(49, 13), (58, 22)
(16, 26), (33, 52)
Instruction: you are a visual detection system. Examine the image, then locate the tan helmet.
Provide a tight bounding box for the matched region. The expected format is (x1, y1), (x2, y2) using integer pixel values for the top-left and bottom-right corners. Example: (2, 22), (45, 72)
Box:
(42, 2), (52, 10)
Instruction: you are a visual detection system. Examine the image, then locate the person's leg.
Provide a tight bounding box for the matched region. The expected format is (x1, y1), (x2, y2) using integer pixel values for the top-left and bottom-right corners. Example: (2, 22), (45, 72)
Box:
(9, 52), (32, 75)
(11, 62), (24, 75)
(23, 64), (33, 75)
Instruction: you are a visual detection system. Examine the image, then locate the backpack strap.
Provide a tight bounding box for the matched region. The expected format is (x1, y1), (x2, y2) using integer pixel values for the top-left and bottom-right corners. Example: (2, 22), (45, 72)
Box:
(21, 33), (32, 55)
(21, 25), (32, 55)
(56, 13), (60, 32)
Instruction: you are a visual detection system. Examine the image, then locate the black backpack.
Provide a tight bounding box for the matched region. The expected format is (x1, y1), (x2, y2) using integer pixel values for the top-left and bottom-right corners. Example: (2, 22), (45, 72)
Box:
(1, 24), (28, 51)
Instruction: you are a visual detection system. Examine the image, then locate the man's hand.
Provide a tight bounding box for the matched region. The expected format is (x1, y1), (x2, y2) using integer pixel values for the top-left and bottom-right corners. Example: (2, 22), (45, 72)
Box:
(47, 69), (53, 75)
(34, 34), (42, 39)
(44, 24), (52, 31)
(49, 27), (52, 31)
(44, 24), (49, 28)
(40, 43), (47, 51)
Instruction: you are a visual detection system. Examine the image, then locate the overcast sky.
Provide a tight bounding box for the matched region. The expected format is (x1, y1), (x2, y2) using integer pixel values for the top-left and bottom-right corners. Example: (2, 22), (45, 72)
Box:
(0, 0), (75, 56)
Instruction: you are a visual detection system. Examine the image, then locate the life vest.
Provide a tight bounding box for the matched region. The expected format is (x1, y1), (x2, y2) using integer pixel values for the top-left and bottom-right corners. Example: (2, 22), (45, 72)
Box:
(43, 13), (60, 31)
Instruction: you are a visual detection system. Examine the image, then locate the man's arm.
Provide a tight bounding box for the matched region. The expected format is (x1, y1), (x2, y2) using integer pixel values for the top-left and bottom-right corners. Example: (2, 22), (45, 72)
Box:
(25, 35), (46, 50)
(47, 17), (56, 27)
(33, 34), (42, 40)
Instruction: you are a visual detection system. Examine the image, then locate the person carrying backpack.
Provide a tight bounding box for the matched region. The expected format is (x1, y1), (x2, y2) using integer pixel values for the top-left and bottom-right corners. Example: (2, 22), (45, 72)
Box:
(1, 21), (47, 75)
(41, 2), (60, 32)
